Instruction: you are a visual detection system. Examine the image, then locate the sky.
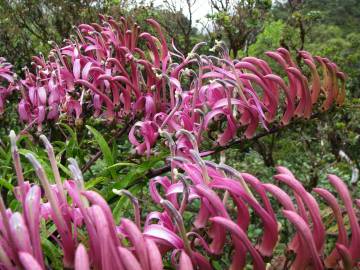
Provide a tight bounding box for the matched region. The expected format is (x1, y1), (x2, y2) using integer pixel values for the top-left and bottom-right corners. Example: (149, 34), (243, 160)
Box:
(146, 0), (287, 31)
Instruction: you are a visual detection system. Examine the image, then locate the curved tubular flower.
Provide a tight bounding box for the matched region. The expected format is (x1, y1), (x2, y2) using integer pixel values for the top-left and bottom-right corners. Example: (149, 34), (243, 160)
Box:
(113, 189), (141, 229)
(81, 190), (121, 248)
(204, 107), (237, 145)
(282, 210), (324, 270)
(120, 218), (150, 270)
(75, 244), (90, 270)
(0, 57), (16, 115)
(193, 184), (229, 254)
(299, 51), (321, 104)
(274, 173), (326, 253)
(210, 216), (265, 270)
(179, 250), (193, 270)
(117, 247), (143, 270)
(23, 186), (44, 268)
(335, 244), (353, 270)
(0, 17), (347, 159)
(327, 174), (360, 264)
(25, 153), (76, 268)
(286, 67), (312, 119)
(241, 173), (276, 221)
(313, 187), (348, 267)
(9, 213), (32, 256)
(210, 177), (278, 257)
(1, 131), (360, 269)
(129, 121), (159, 157)
(143, 223), (184, 250)
(145, 19), (169, 67)
(263, 74), (295, 125)
(19, 252), (43, 270)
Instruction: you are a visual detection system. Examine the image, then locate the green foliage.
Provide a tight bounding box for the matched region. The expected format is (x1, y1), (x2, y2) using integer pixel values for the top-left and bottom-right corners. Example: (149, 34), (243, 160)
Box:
(86, 125), (116, 178)
(306, 26), (360, 97)
(208, 0), (272, 57)
(0, 0), (109, 71)
(247, 20), (285, 57)
(0, 2), (359, 267)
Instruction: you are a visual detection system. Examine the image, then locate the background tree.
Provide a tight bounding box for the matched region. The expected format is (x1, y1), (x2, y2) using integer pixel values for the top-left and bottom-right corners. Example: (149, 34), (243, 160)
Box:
(208, 0), (272, 57)
(0, 0), (115, 70)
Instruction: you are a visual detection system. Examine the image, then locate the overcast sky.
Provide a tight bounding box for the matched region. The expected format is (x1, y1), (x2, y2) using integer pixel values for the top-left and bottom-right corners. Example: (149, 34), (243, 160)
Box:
(147, 0), (286, 31)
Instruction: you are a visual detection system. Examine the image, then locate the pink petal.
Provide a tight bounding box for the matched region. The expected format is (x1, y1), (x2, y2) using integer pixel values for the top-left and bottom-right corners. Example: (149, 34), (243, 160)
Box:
(210, 216), (265, 270)
(73, 59), (81, 80)
(282, 210), (324, 270)
(328, 174), (360, 263)
(179, 251), (193, 270)
(117, 247), (142, 270)
(75, 244), (90, 270)
(19, 252), (43, 270)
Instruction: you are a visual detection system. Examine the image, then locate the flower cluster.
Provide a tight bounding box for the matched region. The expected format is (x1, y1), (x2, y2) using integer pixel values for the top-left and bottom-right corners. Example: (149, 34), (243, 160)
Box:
(0, 57), (17, 115)
(17, 16), (169, 131)
(1, 16), (347, 152)
(1, 131), (358, 270)
(0, 16), (354, 270)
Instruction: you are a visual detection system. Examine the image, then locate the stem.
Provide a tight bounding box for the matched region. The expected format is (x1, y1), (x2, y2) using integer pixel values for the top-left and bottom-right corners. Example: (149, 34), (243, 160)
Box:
(9, 131), (24, 186)
(25, 154), (66, 230)
(160, 199), (192, 256)
(40, 135), (66, 205)
(139, 110), (328, 184)
(9, 131), (25, 203)
(113, 189), (141, 229)
(177, 174), (189, 214)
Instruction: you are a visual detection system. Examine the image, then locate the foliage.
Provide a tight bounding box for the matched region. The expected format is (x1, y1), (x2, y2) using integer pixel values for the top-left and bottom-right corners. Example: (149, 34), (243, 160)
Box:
(0, 0), (359, 269)
(208, 0), (272, 57)
(247, 20), (285, 58)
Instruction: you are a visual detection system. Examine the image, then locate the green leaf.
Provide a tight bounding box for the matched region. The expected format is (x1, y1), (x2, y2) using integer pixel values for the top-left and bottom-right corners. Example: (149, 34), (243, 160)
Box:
(86, 125), (116, 179)
(112, 184), (143, 223)
(85, 176), (108, 189)
(57, 163), (72, 178)
(112, 152), (168, 191)
(41, 238), (63, 270)
(103, 162), (136, 172)
(18, 149), (54, 182)
(58, 123), (79, 157)
(86, 125), (113, 165)
(0, 178), (14, 191)
(59, 123), (78, 143)
(0, 145), (9, 159)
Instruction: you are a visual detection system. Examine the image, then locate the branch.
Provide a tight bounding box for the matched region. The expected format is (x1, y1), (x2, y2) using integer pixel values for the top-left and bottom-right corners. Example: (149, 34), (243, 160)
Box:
(142, 110), (329, 182)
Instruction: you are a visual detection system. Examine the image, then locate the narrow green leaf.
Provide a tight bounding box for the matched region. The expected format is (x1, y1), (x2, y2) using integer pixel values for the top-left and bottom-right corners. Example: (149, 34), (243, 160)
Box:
(59, 123), (79, 157)
(113, 153), (167, 190)
(86, 125), (118, 180)
(0, 178), (14, 191)
(85, 176), (108, 189)
(41, 238), (63, 270)
(57, 163), (72, 178)
(104, 162), (136, 172)
(112, 185), (143, 223)
(86, 125), (114, 166)
(19, 149), (54, 182)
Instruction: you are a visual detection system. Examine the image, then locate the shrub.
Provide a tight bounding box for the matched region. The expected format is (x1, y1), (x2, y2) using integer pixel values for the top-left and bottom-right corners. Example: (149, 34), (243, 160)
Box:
(0, 16), (356, 270)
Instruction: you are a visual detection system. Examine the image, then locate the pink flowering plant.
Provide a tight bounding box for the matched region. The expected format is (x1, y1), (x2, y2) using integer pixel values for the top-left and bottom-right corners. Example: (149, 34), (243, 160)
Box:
(0, 130), (359, 269)
(0, 15), (358, 270)
(0, 57), (17, 116)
